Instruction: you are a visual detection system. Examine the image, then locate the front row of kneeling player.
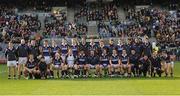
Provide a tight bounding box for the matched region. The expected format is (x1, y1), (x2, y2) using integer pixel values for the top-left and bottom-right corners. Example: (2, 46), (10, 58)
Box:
(5, 42), (175, 79)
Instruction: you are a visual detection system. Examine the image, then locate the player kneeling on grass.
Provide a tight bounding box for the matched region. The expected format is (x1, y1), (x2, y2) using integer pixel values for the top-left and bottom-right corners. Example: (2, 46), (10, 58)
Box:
(129, 49), (140, 77)
(99, 48), (109, 77)
(77, 50), (89, 77)
(120, 50), (131, 77)
(38, 57), (50, 79)
(109, 49), (121, 77)
(5, 41), (17, 79)
(139, 55), (151, 77)
(52, 53), (62, 78)
(24, 54), (38, 79)
(149, 52), (162, 77)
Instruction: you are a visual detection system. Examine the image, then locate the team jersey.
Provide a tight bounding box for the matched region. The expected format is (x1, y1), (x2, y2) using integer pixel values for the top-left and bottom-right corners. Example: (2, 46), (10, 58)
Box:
(38, 61), (47, 71)
(150, 56), (161, 68)
(77, 54), (87, 65)
(54, 58), (61, 65)
(28, 45), (39, 58)
(26, 60), (36, 69)
(100, 54), (109, 65)
(60, 44), (68, 55)
(124, 44), (131, 55)
(87, 55), (99, 65)
(42, 46), (51, 56)
(5, 47), (17, 61)
(51, 45), (59, 55)
(139, 58), (150, 66)
(88, 43), (98, 52)
(121, 54), (129, 64)
(129, 54), (139, 65)
(131, 43), (141, 55)
(71, 45), (78, 56)
(142, 42), (152, 57)
(97, 45), (108, 56)
(111, 54), (119, 64)
(116, 44), (124, 55)
(107, 44), (116, 55)
(16, 44), (29, 57)
(66, 55), (75, 65)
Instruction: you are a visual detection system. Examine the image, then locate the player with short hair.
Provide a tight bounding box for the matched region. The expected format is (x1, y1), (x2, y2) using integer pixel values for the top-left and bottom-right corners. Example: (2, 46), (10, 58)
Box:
(129, 49), (140, 77)
(99, 48), (109, 77)
(120, 49), (131, 77)
(52, 53), (62, 78)
(77, 50), (89, 77)
(16, 39), (29, 79)
(71, 38), (79, 57)
(60, 39), (68, 62)
(51, 40), (60, 57)
(87, 50), (99, 77)
(40, 40), (52, 78)
(109, 49), (121, 77)
(64, 48), (76, 78)
(24, 54), (38, 79)
(149, 52), (162, 77)
(5, 41), (17, 79)
(38, 57), (49, 79)
(139, 55), (151, 77)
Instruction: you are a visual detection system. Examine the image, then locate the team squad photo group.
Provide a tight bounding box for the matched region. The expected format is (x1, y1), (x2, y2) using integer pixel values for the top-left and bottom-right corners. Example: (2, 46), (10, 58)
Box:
(5, 37), (176, 80)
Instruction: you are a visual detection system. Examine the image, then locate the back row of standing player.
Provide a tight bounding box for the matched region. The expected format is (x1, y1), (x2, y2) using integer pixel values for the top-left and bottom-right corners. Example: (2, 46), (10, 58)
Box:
(5, 37), (175, 79)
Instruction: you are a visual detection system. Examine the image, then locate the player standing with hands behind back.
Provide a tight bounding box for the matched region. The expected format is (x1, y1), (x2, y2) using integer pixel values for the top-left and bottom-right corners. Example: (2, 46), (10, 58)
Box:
(16, 39), (29, 79)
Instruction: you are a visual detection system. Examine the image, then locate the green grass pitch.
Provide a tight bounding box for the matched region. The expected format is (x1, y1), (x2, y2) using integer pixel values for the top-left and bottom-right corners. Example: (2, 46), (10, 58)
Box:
(0, 62), (180, 95)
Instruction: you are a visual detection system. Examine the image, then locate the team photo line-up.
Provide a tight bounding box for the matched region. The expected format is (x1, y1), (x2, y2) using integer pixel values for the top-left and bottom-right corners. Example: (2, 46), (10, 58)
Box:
(5, 37), (176, 80)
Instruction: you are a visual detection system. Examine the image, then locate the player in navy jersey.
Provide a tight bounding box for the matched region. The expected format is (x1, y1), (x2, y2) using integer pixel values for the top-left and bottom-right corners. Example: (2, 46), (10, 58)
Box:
(60, 39), (68, 62)
(124, 38), (132, 55)
(116, 39), (125, 55)
(131, 39), (142, 56)
(28, 40), (39, 62)
(100, 48), (109, 76)
(52, 53), (62, 78)
(77, 50), (89, 77)
(51, 40), (60, 57)
(39, 40), (52, 78)
(142, 38), (152, 57)
(79, 38), (88, 55)
(120, 49), (131, 77)
(87, 50), (100, 76)
(5, 42), (17, 79)
(107, 39), (116, 55)
(41, 40), (52, 65)
(97, 39), (108, 56)
(71, 38), (79, 57)
(24, 54), (38, 79)
(109, 49), (121, 76)
(38, 57), (49, 79)
(129, 49), (140, 77)
(88, 38), (98, 53)
(149, 52), (162, 77)
(139, 55), (151, 77)
(16, 39), (29, 79)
